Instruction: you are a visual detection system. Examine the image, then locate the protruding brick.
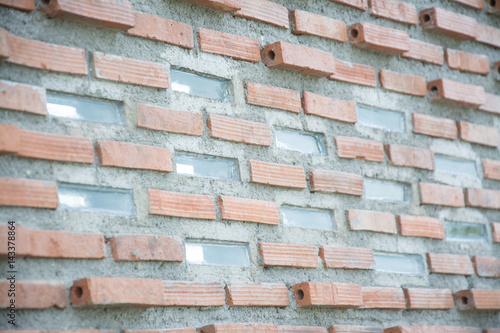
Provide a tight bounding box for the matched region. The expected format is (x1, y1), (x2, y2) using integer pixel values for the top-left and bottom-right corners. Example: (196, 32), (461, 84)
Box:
(291, 10), (347, 43)
(108, 235), (183, 262)
(0, 123), (20, 155)
(335, 136), (383, 162)
(472, 256), (500, 278)
(149, 190), (216, 219)
(261, 41), (336, 77)
(234, 0), (289, 29)
(246, 81), (302, 113)
(493, 222), (500, 242)
(427, 79), (486, 108)
(328, 0), (368, 11)
(348, 210), (396, 234)
(291, 282), (363, 308)
(137, 103), (203, 136)
(182, 0), (240, 12)
(0, 80), (47, 115)
(249, 160), (307, 189)
(198, 28), (260, 63)
(402, 39), (444, 65)
(218, 195), (279, 225)
(476, 24), (500, 49)
(302, 91), (357, 123)
(0, 177), (57, 209)
(479, 93), (500, 115)
(465, 188), (500, 210)
(362, 287), (405, 309)
(445, 49), (490, 75)
(259, 242), (318, 268)
(0, 29), (10, 59)
(279, 326), (327, 333)
(455, 289), (500, 310)
(0, 0), (35, 11)
(329, 59), (377, 87)
(487, 0), (500, 13)
(198, 324), (278, 333)
(412, 113), (457, 140)
(208, 114), (271, 146)
(225, 282), (289, 307)
(419, 182), (465, 207)
(329, 326), (382, 333)
(458, 121), (499, 148)
(309, 170), (363, 196)
(385, 144), (434, 170)
(320, 246), (375, 270)
(0, 281), (66, 309)
(419, 7), (477, 40)
(427, 253), (474, 276)
(370, 0), (418, 25)
(385, 326), (481, 333)
(379, 69), (426, 97)
(397, 215), (444, 239)
(348, 22), (410, 55)
(403, 288), (454, 309)
(452, 0), (484, 9)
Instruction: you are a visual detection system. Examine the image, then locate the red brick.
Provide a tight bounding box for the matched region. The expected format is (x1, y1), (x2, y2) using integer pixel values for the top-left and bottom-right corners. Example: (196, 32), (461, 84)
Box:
(96, 140), (172, 172)
(309, 170), (363, 196)
(327, 0), (368, 11)
(472, 256), (500, 278)
(108, 235), (183, 262)
(137, 103), (203, 136)
(320, 246), (375, 270)
(427, 253), (474, 276)
(0, 123), (19, 155)
(149, 189), (216, 219)
(329, 326), (382, 333)
(385, 326), (481, 333)
(208, 114), (271, 146)
(0, 225), (29, 257)
(302, 91), (357, 123)
(234, 0), (289, 29)
(0, 0), (35, 11)
(198, 28), (260, 63)
(419, 7), (477, 40)
(483, 159), (500, 180)
(40, 0), (135, 30)
(335, 136), (383, 162)
(402, 39), (444, 65)
(0, 28), (10, 59)
(476, 24), (500, 49)
(484, 330), (500, 333)
(291, 10), (347, 43)
(348, 22), (410, 55)
(218, 195), (279, 225)
(419, 182), (465, 207)
(452, 0), (484, 9)
(0, 177), (58, 209)
(370, 0), (418, 25)
(126, 330), (195, 333)
(493, 222), (500, 242)
(445, 49), (489, 75)
(455, 289), (500, 310)
(126, 12), (194, 49)
(397, 215), (444, 239)
(465, 188), (500, 210)
(427, 79), (486, 108)
(412, 113), (457, 140)
(163, 281), (225, 307)
(225, 282), (289, 307)
(379, 69), (426, 97)
(348, 210), (396, 234)
(198, 324), (278, 333)
(279, 326), (327, 333)
(385, 144), (434, 170)
(291, 282), (363, 308)
(182, 0), (240, 12)
(329, 59), (377, 87)
(0, 280), (66, 309)
(250, 159), (307, 189)
(0, 80), (47, 115)
(261, 41), (335, 77)
(487, 0), (500, 13)
(259, 242), (318, 268)
(362, 287), (405, 309)
(403, 288), (454, 309)
(246, 81), (302, 113)
(479, 93), (500, 115)
(458, 121), (499, 148)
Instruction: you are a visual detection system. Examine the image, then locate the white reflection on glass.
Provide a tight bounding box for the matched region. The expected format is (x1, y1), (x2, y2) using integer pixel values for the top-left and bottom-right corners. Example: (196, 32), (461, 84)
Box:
(47, 103), (81, 119)
(357, 105), (405, 133)
(364, 178), (410, 203)
(171, 68), (232, 102)
(275, 129), (326, 155)
(175, 152), (240, 181)
(185, 241), (250, 266)
(281, 206), (335, 230)
(373, 252), (424, 275)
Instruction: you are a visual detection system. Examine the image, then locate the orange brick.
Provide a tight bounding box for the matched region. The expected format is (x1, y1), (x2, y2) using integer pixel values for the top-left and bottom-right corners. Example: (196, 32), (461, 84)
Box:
(225, 282), (289, 307)
(493, 223), (500, 242)
(385, 144), (434, 170)
(302, 91), (357, 123)
(93, 52), (168, 89)
(348, 210), (396, 234)
(370, 0), (418, 25)
(329, 326), (383, 333)
(108, 235), (183, 262)
(419, 182), (464, 207)
(96, 140), (172, 172)
(291, 282), (363, 308)
(0, 177), (57, 209)
(182, 0), (240, 12)
(335, 136), (383, 162)
(328, 0), (368, 11)
(329, 59), (377, 87)
(249, 160), (307, 189)
(279, 326), (327, 333)
(487, 0), (500, 13)
(427, 253), (474, 276)
(320, 245), (375, 270)
(0, 225), (30, 257)
(291, 10), (347, 43)
(484, 330), (500, 333)
(309, 170), (363, 196)
(198, 28), (260, 63)
(0, 0), (35, 11)
(427, 79), (486, 108)
(402, 39), (444, 65)
(0, 280), (66, 309)
(0, 123), (20, 154)
(137, 103), (203, 136)
(246, 81), (302, 113)
(379, 69), (426, 97)
(483, 159), (500, 180)
(452, 0), (484, 9)
(259, 242), (318, 268)
(234, 0), (289, 29)
(385, 326), (481, 333)
(208, 114), (271, 146)
(218, 195), (279, 225)
(458, 121), (499, 148)
(198, 324), (278, 333)
(163, 281), (225, 307)
(472, 256), (500, 278)
(403, 288), (454, 309)
(445, 49), (489, 75)
(479, 93), (500, 115)
(362, 287), (405, 309)
(465, 188), (500, 210)
(0, 28), (10, 59)
(40, 0), (135, 30)
(476, 24), (500, 49)
(126, 12), (194, 49)
(455, 289), (500, 310)
(149, 189), (216, 219)
(419, 7), (477, 40)
(412, 113), (457, 140)
(0, 80), (47, 115)
(348, 22), (410, 55)
(397, 215), (444, 239)
(261, 41), (335, 77)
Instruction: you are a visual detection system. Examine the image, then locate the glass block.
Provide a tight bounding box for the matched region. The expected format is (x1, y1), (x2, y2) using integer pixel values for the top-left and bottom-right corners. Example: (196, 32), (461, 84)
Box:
(373, 252), (424, 275)
(274, 128), (326, 155)
(281, 206), (335, 230)
(175, 152), (240, 181)
(357, 105), (405, 133)
(364, 178), (410, 203)
(185, 241), (250, 267)
(171, 68), (232, 101)
(435, 155), (478, 178)
(444, 221), (487, 243)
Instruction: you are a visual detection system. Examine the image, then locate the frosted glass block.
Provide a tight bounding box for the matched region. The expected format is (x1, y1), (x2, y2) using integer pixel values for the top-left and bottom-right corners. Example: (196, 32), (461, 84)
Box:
(374, 252), (424, 275)
(281, 206), (335, 230)
(435, 155), (478, 178)
(445, 221), (487, 243)
(357, 105), (405, 133)
(364, 178), (410, 202)
(275, 129), (326, 155)
(185, 241), (250, 266)
(175, 152), (240, 181)
(171, 68), (232, 101)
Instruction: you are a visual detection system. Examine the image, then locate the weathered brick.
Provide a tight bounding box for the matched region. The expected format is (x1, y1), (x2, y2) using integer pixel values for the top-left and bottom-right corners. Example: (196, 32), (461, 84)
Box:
(348, 22), (410, 55)
(182, 0), (240, 12)
(335, 136), (384, 162)
(476, 24), (500, 49)
(208, 114), (271, 146)
(198, 324), (278, 333)
(0, 123), (20, 155)
(225, 282), (289, 307)
(427, 79), (486, 108)
(0, 80), (47, 115)
(385, 144), (434, 170)
(279, 326), (327, 333)
(198, 28), (260, 63)
(385, 326), (481, 333)
(108, 235), (183, 262)
(402, 38), (444, 65)
(370, 0), (418, 25)
(483, 159), (500, 180)
(379, 69), (426, 97)
(329, 59), (377, 87)
(259, 242), (318, 268)
(419, 7), (477, 40)
(291, 10), (347, 43)
(0, 177), (58, 209)
(302, 91), (357, 123)
(261, 41), (335, 77)
(249, 160), (307, 189)
(328, 0), (368, 11)
(427, 253), (474, 276)
(455, 289), (500, 310)
(246, 81), (302, 113)
(465, 188), (500, 210)
(412, 113), (457, 140)
(362, 287), (406, 309)
(452, 0), (484, 9)
(458, 121), (499, 148)
(329, 326), (382, 333)
(291, 282), (363, 308)
(0, 280), (66, 309)
(493, 222), (500, 242)
(163, 281), (225, 307)
(479, 93), (500, 115)
(487, 0), (500, 13)
(149, 190), (216, 219)
(0, 28), (10, 59)
(348, 210), (397, 234)
(397, 215), (444, 239)
(218, 195), (279, 225)
(403, 288), (454, 309)
(234, 0), (289, 29)
(472, 256), (500, 278)
(320, 245), (375, 270)
(310, 170), (363, 196)
(419, 182), (465, 207)
(0, 0), (35, 11)
(137, 103), (203, 136)
(445, 49), (489, 75)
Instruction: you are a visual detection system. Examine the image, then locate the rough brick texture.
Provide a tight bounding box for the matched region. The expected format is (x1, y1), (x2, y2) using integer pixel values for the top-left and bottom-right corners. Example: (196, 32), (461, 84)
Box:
(403, 288), (454, 309)
(329, 59), (377, 87)
(329, 0), (368, 11)
(402, 39), (444, 65)
(419, 7), (477, 40)
(149, 190), (216, 219)
(291, 282), (363, 308)
(479, 93), (500, 115)
(452, 0), (484, 9)
(291, 10), (347, 43)
(419, 182), (465, 207)
(182, 0), (240, 12)
(259, 242), (318, 268)
(0, 0), (35, 11)
(475, 24), (500, 48)
(310, 170), (363, 196)
(348, 210), (397, 234)
(348, 22), (410, 55)
(0, 177), (58, 209)
(385, 144), (434, 170)
(369, 0), (417, 25)
(427, 79), (486, 108)
(225, 282), (289, 307)
(379, 69), (426, 97)
(218, 195), (279, 225)
(249, 160), (307, 189)
(362, 287), (406, 309)
(472, 256), (500, 278)
(246, 81), (302, 113)
(0, 28), (9, 59)
(427, 253), (474, 276)
(397, 215), (444, 239)
(458, 121), (499, 148)
(494, 223), (500, 242)
(108, 235), (183, 262)
(412, 113), (457, 140)
(465, 188), (500, 210)
(320, 246), (375, 270)
(198, 28), (260, 63)
(208, 114), (271, 146)
(335, 136), (384, 162)
(0, 124), (19, 155)
(0, 80), (47, 115)
(455, 289), (500, 310)
(0, 280), (67, 309)
(137, 103), (204, 136)
(234, 0), (289, 29)
(302, 91), (357, 123)
(445, 49), (490, 75)
(386, 326), (481, 333)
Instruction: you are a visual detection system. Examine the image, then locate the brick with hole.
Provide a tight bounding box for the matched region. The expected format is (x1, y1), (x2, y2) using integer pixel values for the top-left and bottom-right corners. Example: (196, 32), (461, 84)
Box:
(234, 0), (289, 29)
(329, 59), (377, 87)
(427, 253), (474, 276)
(246, 81), (302, 113)
(137, 103), (203, 136)
(419, 183), (464, 207)
(427, 79), (486, 108)
(0, 80), (47, 115)
(445, 49), (490, 75)
(0, 280), (66, 309)
(208, 114), (271, 146)
(385, 326), (481, 333)
(310, 170), (363, 196)
(182, 0), (240, 12)
(149, 190), (216, 219)
(0, 177), (58, 209)
(302, 92), (357, 123)
(379, 69), (427, 97)
(487, 0), (500, 13)
(476, 23), (500, 49)
(402, 39), (444, 66)
(403, 288), (455, 310)
(0, 0), (35, 11)
(320, 245), (375, 270)
(198, 324), (278, 333)
(335, 136), (384, 162)
(0, 28), (9, 59)
(259, 242), (318, 268)
(329, 326), (383, 333)
(412, 113), (457, 140)
(362, 287), (406, 309)
(108, 235), (183, 262)
(452, 0), (484, 9)
(458, 121), (499, 148)
(348, 210), (397, 234)
(419, 7), (477, 40)
(290, 282), (363, 308)
(249, 160), (307, 189)
(465, 188), (500, 210)
(455, 289), (500, 310)
(493, 223), (500, 242)
(328, 0), (368, 11)
(348, 22), (410, 55)
(218, 195), (279, 225)
(291, 10), (347, 43)
(385, 144), (434, 170)
(479, 93), (500, 115)
(198, 28), (260, 63)
(397, 215), (445, 239)
(472, 256), (500, 278)
(370, 0), (418, 24)
(225, 282), (289, 307)
(279, 326), (327, 333)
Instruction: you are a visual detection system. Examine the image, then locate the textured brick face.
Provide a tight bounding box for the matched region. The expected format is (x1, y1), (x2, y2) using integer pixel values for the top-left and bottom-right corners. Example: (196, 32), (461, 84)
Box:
(208, 114), (271, 146)
(246, 81), (302, 113)
(259, 242), (318, 268)
(427, 253), (474, 276)
(403, 288), (454, 309)
(427, 79), (486, 108)
(108, 235), (183, 262)
(0, 177), (58, 209)
(219, 195), (279, 225)
(0, 80), (47, 115)
(250, 160), (307, 189)
(302, 92), (357, 123)
(198, 28), (261, 63)
(369, 0), (418, 25)
(419, 7), (477, 40)
(149, 190), (216, 219)
(329, 59), (377, 87)
(458, 121), (499, 148)
(348, 210), (397, 234)
(291, 282), (363, 308)
(0, 123), (19, 155)
(348, 22), (410, 54)
(493, 223), (500, 242)
(472, 256), (500, 278)
(335, 136), (384, 162)
(328, 0), (368, 11)
(310, 170), (363, 196)
(419, 182), (465, 207)
(379, 69), (427, 97)
(397, 215), (444, 239)
(182, 0), (241, 12)
(137, 103), (204, 136)
(0, 281), (67, 309)
(455, 289), (500, 310)
(362, 287), (406, 309)
(291, 10), (347, 42)
(0, 0), (35, 11)
(234, 0), (289, 29)
(402, 39), (444, 65)
(445, 49), (490, 75)
(225, 282), (289, 307)
(385, 144), (434, 170)
(320, 246), (375, 270)
(412, 113), (457, 140)
(465, 188), (500, 210)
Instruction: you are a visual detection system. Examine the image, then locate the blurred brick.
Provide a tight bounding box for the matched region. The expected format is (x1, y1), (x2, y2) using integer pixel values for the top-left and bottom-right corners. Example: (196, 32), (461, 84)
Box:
(402, 39), (444, 65)
(465, 188), (500, 210)
(225, 282), (289, 307)
(412, 113), (457, 140)
(291, 10), (347, 42)
(476, 23), (500, 49)
(310, 170), (363, 196)
(493, 222), (500, 242)
(419, 7), (477, 40)
(149, 189), (216, 219)
(329, 326), (382, 333)
(427, 79), (486, 108)
(479, 93), (500, 115)
(0, 123), (20, 155)
(403, 288), (454, 309)
(0, 225), (31, 257)
(452, 0), (484, 9)
(198, 28), (260, 63)
(455, 289), (500, 310)
(472, 256), (500, 278)
(445, 49), (490, 75)
(0, 177), (58, 209)
(0, 0), (35, 11)
(379, 69), (426, 97)
(458, 121), (499, 148)
(427, 253), (474, 275)
(419, 182), (464, 207)
(495, 62), (500, 80)
(385, 326), (481, 333)
(320, 245), (375, 270)
(218, 195), (279, 225)
(0, 80), (47, 115)
(291, 282), (363, 308)
(348, 210), (397, 234)
(259, 242), (318, 268)
(138, 103), (203, 136)
(385, 144), (434, 170)
(198, 324), (278, 333)
(125, 330), (195, 333)
(397, 215), (445, 239)
(335, 136), (384, 162)
(108, 235), (183, 262)
(182, 0), (240, 12)
(246, 81), (302, 113)
(362, 287), (406, 309)
(370, 0), (417, 24)
(208, 114), (271, 146)
(483, 159), (500, 180)
(0, 28), (10, 59)
(487, 0), (500, 13)
(303, 91), (357, 123)
(163, 281), (225, 306)
(234, 0), (289, 29)
(250, 159), (307, 189)
(0, 280), (66, 309)
(328, 0), (367, 11)
(348, 22), (410, 54)
(329, 59), (377, 87)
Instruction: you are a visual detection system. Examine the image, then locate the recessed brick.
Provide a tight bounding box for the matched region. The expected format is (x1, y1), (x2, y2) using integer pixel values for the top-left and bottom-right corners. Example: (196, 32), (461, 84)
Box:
(427, 79), (486, 108)
(348, 22), (410, 55)
(329, 326), (383, 333)
(412, 113), (457, 140)
(476, 23), (500, 49)
(452, 0), (484, 9)
(218, 195), (279, 225)
(225, 282), (289, 307)
(320, 246), (375, 270)
(379, 69), (426, 97)
(234, 0), (289, 29)
(208, 114), (271, 146)
(362, 287), (405, 309)
(309, 170), (363, 196)
(427, 253), (474, 276)
(0, 80), (47, 115)
(259, 242), (318, 268)
(249, 159), (307, 189)
(246, 81), (302, 113)
(329, 59), (377, 87)
(458, 121), (499, 148)
(465, 188), (500, 210)
(149, 189), (216, 219)
(335, 136), (383, 162)
(0, 0), (35, 11)
(397, 215), (444, 239)
(328, 0), (368, 11)
(445, 49), (490, 75)
(279, 326), (327, 333)
(137, 103), (203, 136)
(290, 282), (363, 308)
(302, 91), (357, 123)
(385, 326), (480, 333)
(403, 288), (454, 309)
(108, 235), (183, 262)
(419, 7), (477, 40)
(0, 177), (58, 209)
(419, 182), (464, 207)
(370, 0), (418, 25)
(472, 256), (500, 278)
(198, 324), (278, 333)
(493, 223), (500, 242)
(385, 144), (434, 170)
(402, 38), (444, 65)
(198, 28), (260, 63)
(182, 0), (240, 12)
(0, 123), (20, 155)
(348, 210), (396, 234)
(291, 10), (347, 42)
(0, 28), (10, 59)
(479, 93), (500, 115)
(0, 280), (66, 309)
(455, 289), (500, 310)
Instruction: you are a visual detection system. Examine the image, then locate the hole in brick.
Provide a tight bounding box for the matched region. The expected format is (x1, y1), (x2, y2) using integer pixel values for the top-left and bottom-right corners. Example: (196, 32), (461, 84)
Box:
(41, 0), (50, 4)
(423, 14), (431, 22)
(350, 29), (359, 39)
(296, 289), (305, 300)
(73, 286), (83, 299)
(267, 50), (276, 60)
(490, 0), (496, 6)
(430, 86), (438, 95)
(461, 296), (469, 305)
